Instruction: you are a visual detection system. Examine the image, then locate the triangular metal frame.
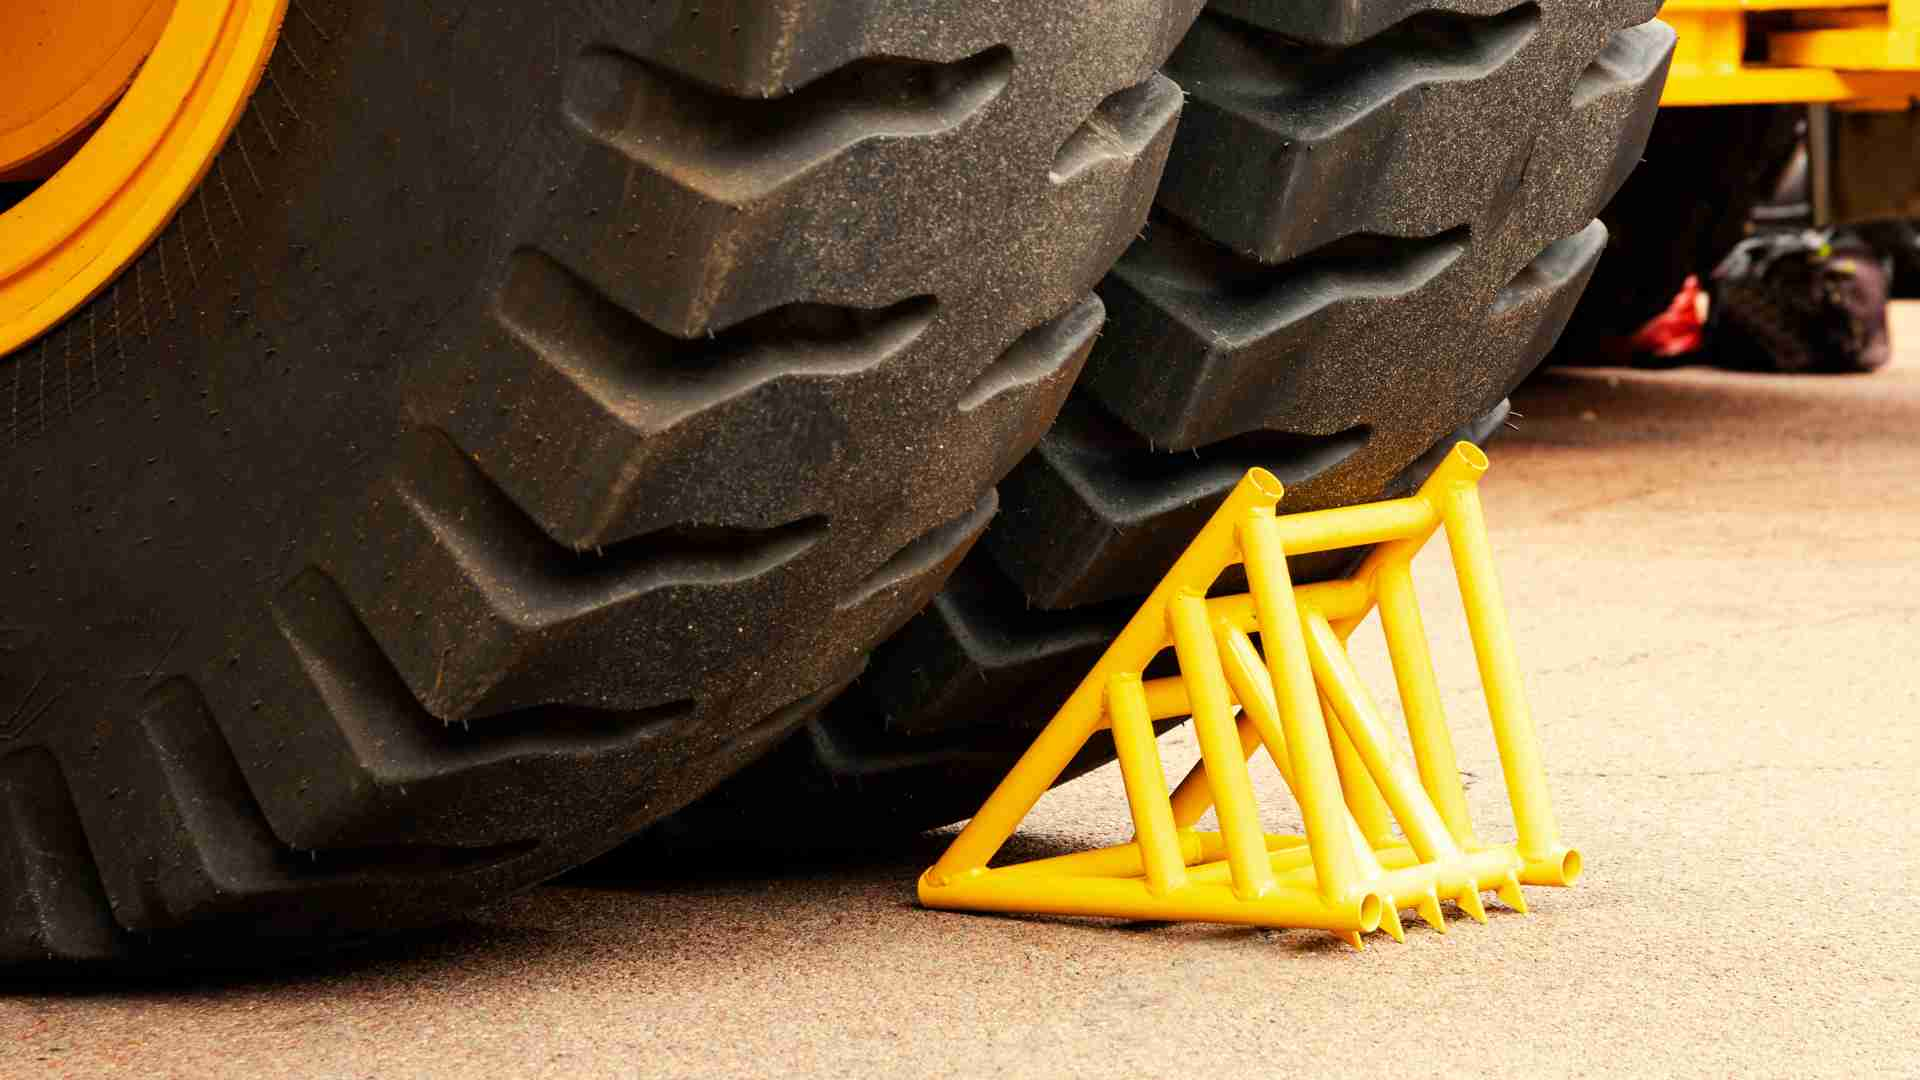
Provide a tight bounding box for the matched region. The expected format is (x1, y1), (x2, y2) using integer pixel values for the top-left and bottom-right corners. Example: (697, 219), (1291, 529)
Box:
(917, 443), (1582, 948)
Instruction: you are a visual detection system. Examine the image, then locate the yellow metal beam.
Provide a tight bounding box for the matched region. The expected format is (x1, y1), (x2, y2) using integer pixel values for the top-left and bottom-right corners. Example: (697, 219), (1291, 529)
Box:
(1664, 66), (1920, 104)
(1663, 0), (1880, 11)
(1658, 3), (1920, 104)
(1772, 27), (1920, 69)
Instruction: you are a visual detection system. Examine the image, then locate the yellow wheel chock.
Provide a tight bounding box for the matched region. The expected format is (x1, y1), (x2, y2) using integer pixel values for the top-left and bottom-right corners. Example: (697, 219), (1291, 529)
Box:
(917, 443), (1582, 948)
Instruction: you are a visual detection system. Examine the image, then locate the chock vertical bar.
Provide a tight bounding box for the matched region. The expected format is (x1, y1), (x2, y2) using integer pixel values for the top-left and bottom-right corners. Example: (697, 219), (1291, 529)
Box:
(1375, 557), (1478, 846)
(1107, 674), (1188, 896)
(1438, 447), (1581, 885)
(1166, 709), (1260, 830)
(1169, 591), (1273, 899)
(1238, 507), (1368, 906)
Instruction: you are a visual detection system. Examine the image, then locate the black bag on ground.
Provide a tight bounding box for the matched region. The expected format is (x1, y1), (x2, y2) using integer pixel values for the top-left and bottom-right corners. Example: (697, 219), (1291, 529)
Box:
(1708, 229), (1892, 373)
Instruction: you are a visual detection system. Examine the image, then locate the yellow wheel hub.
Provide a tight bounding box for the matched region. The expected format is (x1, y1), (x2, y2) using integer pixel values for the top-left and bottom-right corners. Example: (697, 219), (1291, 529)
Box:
(0, 0), (286, 358)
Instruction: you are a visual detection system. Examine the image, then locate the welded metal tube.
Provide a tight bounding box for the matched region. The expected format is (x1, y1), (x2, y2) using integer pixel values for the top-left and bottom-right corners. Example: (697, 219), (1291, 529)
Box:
(1168, 591), (1273, 899)
(1107, 673), (1188, 896)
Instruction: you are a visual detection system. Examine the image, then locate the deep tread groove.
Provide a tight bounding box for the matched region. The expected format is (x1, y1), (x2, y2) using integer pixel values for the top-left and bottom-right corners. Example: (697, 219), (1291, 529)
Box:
(1552, 19), (1678, 234)
(327, 427), (829, 722)
(70, 678), (536, 935)
(498, 250), (938, 433)
(564, 46), (1014, 205)
(1495, 220), (1610, 316)
(1478, 221), (1611, 398)
(531, 34), (1193, 340)
(1573, 19), (1672, 110)
(847, 557), (1137, 739)
(474, 246), (935, 549)
(1113, 219), (1470, 343)
(395, 469), (829, 624)
(205, 564), (717, 851)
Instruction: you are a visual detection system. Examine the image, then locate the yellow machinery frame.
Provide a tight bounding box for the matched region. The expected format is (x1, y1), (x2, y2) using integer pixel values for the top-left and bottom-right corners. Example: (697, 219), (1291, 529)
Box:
(918, 444), (1581, 949)
(1664, 0), (1920, 105)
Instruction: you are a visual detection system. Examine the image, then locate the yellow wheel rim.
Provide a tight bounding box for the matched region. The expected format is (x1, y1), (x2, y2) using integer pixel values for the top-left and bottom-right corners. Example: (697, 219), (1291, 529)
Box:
(0, 0), (287, 358)
(0, 1), (177, 177)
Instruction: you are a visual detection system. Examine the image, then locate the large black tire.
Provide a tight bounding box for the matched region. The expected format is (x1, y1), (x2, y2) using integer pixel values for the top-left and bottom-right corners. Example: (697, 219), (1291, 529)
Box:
(0, 1), (1207, 971)
(656, 0), (1675, 848)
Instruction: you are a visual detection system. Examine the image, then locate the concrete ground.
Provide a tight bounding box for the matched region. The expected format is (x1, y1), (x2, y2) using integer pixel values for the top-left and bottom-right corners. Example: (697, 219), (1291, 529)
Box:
(8, 310), (1920, 1078)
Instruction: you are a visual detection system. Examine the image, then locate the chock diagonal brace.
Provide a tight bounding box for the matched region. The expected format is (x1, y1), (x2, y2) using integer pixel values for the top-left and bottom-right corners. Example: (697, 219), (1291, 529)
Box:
(916, 443), (1581, 949)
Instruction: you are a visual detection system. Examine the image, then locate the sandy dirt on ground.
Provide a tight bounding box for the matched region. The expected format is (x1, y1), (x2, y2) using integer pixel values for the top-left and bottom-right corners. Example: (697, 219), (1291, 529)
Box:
(7, 311), (1920, 1079)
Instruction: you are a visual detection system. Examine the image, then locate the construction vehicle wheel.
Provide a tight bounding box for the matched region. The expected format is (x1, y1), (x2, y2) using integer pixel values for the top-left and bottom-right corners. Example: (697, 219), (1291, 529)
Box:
(654, 0), (1676, 849)
(0, 1), (1206, 971)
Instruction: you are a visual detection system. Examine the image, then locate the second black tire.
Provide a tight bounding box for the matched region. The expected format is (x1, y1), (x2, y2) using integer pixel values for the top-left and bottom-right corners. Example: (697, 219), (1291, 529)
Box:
(656, 0), (1676, 847)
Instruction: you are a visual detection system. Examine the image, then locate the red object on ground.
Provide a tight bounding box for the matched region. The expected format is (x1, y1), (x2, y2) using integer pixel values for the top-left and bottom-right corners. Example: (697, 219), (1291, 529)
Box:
(1628, 274), (1707, 357)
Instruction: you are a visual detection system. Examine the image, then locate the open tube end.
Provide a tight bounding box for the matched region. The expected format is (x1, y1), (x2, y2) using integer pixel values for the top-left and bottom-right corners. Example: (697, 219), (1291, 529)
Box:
(1358, 893), (1384, 933)
(1520, 846), (1584, 887)
(1560, 848), (1583, 885)
(1246, 467), (1285, 501)
(1452, 441), (1489, 473)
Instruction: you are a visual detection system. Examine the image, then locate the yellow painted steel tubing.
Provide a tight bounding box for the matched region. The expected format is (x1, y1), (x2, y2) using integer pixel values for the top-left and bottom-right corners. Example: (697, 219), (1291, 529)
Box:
(970, 832), (1510, 927)
(920, 444), (1575, 945)
(1168, 592), (1274, 899)
(1107, 674), (1187, 896)
(1267, 496), (1437, 557)
(1164, 627), (1294, 828)
(925, 468), (1285, 887)
(1215, 626), (1300, 789)
(1325, 691), (1396, 848)
(1166, 711), (1261, 828)
(1305, 611), (1462, 866)
(1187, 634), (1425, 939)
(1138, 579), (1374, 722)
(1375, 557), (1478, 846)
(1205, 625), (1390, 872)
(987, 834), (1206, 880)
(1184, 580), (1378, 645)
(920, 872), (1384, 934)
(1277, 846), (1520, 903)
(1329, 442), (1492, 639)
(1238, 508), (1370, 907)
(1438, 463), (1581, 885)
